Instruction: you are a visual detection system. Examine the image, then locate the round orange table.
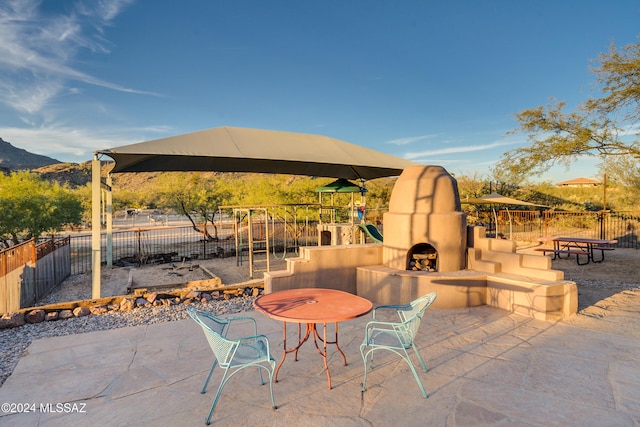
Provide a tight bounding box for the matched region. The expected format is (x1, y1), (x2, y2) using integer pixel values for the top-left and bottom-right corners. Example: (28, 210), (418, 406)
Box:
(253, 288), (373, 389)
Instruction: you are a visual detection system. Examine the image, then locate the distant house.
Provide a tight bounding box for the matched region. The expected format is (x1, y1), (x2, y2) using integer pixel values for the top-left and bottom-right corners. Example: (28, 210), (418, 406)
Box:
(555, 177), (600, 187)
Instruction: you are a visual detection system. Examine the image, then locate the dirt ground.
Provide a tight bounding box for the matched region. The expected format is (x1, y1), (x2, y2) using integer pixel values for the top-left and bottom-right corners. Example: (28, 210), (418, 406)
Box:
(37, 255), (288, 306)
(41, 247), (639, 316)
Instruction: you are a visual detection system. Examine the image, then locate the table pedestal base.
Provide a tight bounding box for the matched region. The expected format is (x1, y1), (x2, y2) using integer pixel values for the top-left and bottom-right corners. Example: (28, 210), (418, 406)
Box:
(275, 321), (347, 389)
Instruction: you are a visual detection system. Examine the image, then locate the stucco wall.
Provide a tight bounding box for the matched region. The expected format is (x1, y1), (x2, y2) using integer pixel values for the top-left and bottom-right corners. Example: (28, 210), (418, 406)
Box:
(264, 235), (577, 321)
(264, 244), (382, 294)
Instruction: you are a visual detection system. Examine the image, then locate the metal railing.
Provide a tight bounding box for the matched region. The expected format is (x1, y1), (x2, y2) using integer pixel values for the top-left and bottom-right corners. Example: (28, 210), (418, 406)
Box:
(486, 210), (640, 248)
(52, 208), (640, 276)
(69, 219), (320, 275)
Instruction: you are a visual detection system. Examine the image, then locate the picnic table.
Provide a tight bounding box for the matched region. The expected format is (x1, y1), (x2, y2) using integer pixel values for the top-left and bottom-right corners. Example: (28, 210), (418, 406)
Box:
(535, 237), (618, 265)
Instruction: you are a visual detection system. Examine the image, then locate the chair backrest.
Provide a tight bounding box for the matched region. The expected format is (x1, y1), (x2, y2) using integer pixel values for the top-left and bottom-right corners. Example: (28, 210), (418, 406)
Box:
(187, 307), (237, 367)
(187, 306), (230, 335)
(398, 292), (437, 339)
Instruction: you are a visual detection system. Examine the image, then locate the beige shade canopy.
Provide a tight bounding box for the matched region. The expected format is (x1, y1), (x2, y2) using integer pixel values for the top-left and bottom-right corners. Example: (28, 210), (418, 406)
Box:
(98, 126), (417, 180)
(91, 126), (417, 300)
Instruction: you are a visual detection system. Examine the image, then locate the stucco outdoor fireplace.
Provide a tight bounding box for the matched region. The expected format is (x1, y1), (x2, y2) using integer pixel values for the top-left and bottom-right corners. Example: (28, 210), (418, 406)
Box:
(382, 165), (467, 273)
(265, 164), (577, 321)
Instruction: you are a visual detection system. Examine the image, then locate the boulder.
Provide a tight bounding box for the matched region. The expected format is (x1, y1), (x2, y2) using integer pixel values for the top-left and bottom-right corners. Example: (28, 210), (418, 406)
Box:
(135, 297), (150, 307)
(90, 305), (108, 315)
(120, 298), (135, 311)
(185, 290), (200, 300)
(45, 311), (59, 321)
(144, 292), (158, 303)
(25, 309), (46, 324)
(0, 312), (25, 329)
(73, 307), (91, 317)
(58, 310), (74, 319)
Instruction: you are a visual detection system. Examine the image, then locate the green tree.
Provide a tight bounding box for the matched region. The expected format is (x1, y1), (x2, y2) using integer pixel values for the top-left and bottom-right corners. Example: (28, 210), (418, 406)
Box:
(363, 177), (395, 223)
(600, 155), (640, 209)
(0, 171), (83, 247)
(155, 172), (232, 240)
(495, 39), (640, 182)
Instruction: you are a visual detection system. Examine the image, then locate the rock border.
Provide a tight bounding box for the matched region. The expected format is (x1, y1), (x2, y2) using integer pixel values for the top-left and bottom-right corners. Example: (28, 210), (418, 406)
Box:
(0, 284), (263, 330)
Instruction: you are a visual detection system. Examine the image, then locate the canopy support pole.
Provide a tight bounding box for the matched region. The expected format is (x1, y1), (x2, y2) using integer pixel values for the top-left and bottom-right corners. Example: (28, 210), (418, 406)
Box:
(91, 154), (101, 299)
(106, 174), (113, 269)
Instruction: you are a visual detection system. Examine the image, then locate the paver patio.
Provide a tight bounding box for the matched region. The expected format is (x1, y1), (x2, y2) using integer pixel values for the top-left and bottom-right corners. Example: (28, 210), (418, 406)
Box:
(1, 301), (638, 426)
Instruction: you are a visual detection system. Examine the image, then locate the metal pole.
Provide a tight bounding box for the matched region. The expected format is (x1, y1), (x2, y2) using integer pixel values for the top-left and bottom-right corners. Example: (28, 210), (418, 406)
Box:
(106, 175), (113, 269)
(603, 174), (607, 212)
(601, 174), (607, 239)
(91, 155), (101, 299)
(248, 210), (254, 279)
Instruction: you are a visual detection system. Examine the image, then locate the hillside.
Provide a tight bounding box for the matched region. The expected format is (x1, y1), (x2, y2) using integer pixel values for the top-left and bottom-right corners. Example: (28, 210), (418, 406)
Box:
(33, 161), (167, 190)
(33, 162), (96, 188)
(0, 137), (61, 170)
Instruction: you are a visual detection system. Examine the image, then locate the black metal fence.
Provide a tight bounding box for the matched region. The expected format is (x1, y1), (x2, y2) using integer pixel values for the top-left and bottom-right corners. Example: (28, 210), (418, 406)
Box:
(68, 209), (640, 275)
(488, 210), (640, 248)
(69, 219), (320, 275)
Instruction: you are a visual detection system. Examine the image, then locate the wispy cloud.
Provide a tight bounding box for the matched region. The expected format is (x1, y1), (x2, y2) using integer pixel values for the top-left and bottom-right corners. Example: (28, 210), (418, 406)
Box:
(386, 134), (440, 146)
(0, 0), (152, 115)
(404, 140), (520, 160)
(0, 123), (172, 163)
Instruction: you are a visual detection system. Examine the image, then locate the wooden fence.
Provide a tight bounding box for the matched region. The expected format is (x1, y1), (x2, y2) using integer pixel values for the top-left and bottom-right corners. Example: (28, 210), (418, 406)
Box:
(0, 237), (70, 313)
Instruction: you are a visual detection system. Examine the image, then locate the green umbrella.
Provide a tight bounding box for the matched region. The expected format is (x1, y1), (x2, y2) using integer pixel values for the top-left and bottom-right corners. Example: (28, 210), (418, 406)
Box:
(314, 178), (366, 193)
(315, 179), (367, 224)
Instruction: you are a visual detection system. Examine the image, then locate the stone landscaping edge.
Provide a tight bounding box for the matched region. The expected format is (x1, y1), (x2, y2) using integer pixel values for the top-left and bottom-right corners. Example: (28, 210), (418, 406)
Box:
(0, 282), (264, 330)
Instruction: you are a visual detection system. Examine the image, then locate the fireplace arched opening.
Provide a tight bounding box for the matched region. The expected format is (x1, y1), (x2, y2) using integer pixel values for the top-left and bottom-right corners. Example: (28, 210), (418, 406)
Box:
(407, 243), (438, 272)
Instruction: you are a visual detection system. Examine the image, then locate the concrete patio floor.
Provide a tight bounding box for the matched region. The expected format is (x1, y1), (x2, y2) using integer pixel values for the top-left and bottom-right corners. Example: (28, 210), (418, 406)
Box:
(1, 303), (639, 426)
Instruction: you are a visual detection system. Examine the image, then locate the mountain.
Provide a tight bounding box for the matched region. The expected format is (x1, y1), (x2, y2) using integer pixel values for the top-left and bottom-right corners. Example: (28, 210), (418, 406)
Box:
(0, 137), (62, 170)
(32, 161), (164, 190)
(33, 162), (94, 188)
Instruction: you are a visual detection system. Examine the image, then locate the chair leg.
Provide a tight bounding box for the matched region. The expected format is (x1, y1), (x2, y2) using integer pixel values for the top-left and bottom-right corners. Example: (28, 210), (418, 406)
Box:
(205, 372), (229, 425)
(257, 366), (265, 385)
(360, 347), (380, 392)
(362, 342), (376, 370)
(361, 346), (428, 398)
(401, 348), (428, 398)
(267, 365), (277, 410)
(411, 343), (428, 372)
(360, 345), (370, 392)
(405, 358), (429, 398)
(201, 360), (218, 394)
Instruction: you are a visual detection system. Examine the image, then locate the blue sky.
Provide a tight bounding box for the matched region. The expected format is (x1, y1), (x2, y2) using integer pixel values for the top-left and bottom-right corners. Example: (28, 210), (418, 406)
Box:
(1, 0), (638, 183)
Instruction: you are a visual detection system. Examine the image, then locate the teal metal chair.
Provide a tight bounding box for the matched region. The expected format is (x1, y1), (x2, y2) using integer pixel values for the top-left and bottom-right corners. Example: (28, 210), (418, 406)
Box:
(187, 306), (277, 425)
(360, 292), (437, 398)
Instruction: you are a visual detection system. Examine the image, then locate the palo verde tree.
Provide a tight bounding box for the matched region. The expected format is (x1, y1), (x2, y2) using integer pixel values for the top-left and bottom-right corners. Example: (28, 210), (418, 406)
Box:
(495, 38), (640, 183)
(0, 171), (83, 248)
(154, 172), (233, 240)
